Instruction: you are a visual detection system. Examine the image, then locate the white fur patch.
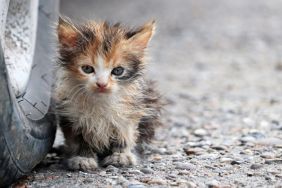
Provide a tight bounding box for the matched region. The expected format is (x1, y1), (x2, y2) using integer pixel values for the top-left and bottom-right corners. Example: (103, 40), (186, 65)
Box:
(95, 56), (111, 85)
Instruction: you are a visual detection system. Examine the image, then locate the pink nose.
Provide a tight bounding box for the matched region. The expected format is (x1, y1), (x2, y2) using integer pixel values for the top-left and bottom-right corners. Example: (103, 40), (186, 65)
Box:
(96, 83), (107, 88)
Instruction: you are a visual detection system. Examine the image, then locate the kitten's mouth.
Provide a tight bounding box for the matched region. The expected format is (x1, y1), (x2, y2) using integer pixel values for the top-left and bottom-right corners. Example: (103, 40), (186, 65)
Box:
(97, 87), (109, 93)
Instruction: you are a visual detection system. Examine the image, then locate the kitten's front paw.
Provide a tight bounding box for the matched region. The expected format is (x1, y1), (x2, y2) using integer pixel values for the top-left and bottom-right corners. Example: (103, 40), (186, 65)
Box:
(66, 156), (98, 171)
(102, 152), (137, 167)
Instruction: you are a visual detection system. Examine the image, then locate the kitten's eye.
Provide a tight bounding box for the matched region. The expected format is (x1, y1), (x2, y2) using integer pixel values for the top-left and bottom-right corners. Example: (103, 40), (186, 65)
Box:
(81, 65), (95, 74)
(111, 66), (124, 76)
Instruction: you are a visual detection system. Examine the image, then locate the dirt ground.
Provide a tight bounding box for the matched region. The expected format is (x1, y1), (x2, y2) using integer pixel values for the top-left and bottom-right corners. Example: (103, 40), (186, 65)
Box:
(15, 0), (282, 187)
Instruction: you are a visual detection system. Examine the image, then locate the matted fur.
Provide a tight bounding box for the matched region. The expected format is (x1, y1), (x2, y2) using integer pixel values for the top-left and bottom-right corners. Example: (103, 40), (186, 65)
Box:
(55, 17), (162, 170)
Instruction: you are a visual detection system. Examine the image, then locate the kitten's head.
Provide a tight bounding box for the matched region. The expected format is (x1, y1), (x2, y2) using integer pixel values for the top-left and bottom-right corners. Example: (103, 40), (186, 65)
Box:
(57, 17), (155, 94)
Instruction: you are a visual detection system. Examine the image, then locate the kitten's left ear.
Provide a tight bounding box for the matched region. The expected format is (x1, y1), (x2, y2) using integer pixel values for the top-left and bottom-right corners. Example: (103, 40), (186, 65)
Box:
(127, 20), (156, 50)
(57, 16), (79, 48)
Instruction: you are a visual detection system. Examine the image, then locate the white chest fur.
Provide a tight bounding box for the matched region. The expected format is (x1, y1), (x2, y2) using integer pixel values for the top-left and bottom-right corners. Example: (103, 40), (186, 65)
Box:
(67, 95), (137, 151)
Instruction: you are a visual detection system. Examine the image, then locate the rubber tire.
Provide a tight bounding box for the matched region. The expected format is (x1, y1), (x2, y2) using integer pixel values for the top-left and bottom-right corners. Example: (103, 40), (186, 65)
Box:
(0, 1), (58, 187)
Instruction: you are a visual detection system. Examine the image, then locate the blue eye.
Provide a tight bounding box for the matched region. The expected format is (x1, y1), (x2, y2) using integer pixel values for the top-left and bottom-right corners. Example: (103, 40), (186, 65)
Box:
(111, 66), (124, 76)
(81, 65), (95, 74)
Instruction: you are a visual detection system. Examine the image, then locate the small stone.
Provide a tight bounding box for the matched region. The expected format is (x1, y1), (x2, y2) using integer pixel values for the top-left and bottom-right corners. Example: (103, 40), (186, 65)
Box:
(128, 184), (146, 188)
(220, 157), (233, 163)
(265, 159), (282, 164)
(149, 146), (168, 155)
(174, 162), (196, 170)
(128, 170), (143, 175)
(250, 164), (263, 170)
(231, 160), (242, 165)
(99, 171), (107, 177)
(260, 152), (275, 159)
(149, 154), (162, 161)
(106, 165), (118, 173)
(186, 181), (197, 188)
(117, 176), (128, 183)
(240, 149), (253, 155)
(207, 179), (220, 188)
(267, 169), (280, 175)
(140, 168), (154, 174)
(83, 178), (93, 184)
(275, 174), (282, 178)
(211, 145), (227, 151)
(243, 118), (255, 126)
(255, 138), (282, 146)
(177, 179), (196, 188)
(178, 170), (190, 175)
(66, 173), (72, 178)
(198, 153), (219, 160)
(146, 178), (167, 185)
(183, 147), (204, 155)
(240, 136), (256, 143)
(193, 129), (208, 137)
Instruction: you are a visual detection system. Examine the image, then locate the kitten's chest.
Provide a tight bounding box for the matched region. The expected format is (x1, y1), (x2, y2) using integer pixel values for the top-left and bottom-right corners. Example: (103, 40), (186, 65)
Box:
(70, 101), (132, 150)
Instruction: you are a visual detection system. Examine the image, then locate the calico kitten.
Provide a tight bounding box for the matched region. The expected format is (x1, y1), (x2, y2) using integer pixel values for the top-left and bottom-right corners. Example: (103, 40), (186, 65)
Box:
(55, 17), (162, 171)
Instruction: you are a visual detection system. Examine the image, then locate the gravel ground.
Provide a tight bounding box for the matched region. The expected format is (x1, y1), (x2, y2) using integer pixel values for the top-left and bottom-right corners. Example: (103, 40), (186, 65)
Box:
(14, 0), (282, 187)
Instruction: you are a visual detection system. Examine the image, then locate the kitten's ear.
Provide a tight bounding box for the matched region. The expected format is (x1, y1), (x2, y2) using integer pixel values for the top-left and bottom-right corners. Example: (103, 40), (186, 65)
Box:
(126, 20), (156, 50)
(57, 17), (78, 48)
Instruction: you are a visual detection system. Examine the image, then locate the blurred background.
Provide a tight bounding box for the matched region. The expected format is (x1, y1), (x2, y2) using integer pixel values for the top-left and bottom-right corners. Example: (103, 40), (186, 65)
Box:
(60, 0), (282, 126)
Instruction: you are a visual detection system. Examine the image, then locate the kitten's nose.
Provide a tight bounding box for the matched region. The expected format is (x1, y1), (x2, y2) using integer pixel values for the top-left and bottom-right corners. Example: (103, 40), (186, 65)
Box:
(96, 82), (107, 89)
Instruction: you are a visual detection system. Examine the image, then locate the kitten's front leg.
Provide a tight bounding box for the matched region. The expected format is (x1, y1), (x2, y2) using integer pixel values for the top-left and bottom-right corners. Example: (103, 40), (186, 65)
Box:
(67, 155), (98, 171)
(65, 143), (99, 171)
(102, 127), (138, 167)
(102, 148), (137, 167)
(60, 118), (98, 171)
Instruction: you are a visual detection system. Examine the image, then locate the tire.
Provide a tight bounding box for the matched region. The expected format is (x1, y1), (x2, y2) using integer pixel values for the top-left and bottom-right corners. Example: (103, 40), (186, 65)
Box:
(0, 0), (59, 187)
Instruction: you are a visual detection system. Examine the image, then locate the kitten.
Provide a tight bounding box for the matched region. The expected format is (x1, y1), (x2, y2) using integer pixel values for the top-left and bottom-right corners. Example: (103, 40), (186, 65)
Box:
(55, 17), (162, 171)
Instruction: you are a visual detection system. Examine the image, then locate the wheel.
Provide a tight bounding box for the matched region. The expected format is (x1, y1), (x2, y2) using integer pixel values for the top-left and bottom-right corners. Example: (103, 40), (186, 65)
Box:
(0, 0), (58, 186)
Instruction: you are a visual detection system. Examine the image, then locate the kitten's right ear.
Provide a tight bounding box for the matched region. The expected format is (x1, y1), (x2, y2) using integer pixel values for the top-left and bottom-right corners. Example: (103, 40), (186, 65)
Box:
(58, 17), (78, 48)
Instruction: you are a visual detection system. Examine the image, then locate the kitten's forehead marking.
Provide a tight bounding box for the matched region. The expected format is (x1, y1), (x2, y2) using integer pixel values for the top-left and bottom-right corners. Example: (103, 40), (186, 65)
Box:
(95, 55), (111, 84)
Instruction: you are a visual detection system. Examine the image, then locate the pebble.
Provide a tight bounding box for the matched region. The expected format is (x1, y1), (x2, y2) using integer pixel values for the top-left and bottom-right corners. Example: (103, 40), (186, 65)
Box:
(198, 153), (219, 160)
(240, 136), (256, 143)
(128, 170), (143, 175)
(183, 147), (204, 155)
(265, 159), (282, 164)
(275, 174), (282, 178)
(193, 129), (208, 137)
(117, 176), (128, 183)
(178, 170), (190, 175)
(240, 149), (253, 155)
(177, 179), (197, 188)
(260, 152), (275, 159)
(243, 118), (255, 126)
(66, 173), (72, 178)
(99, 171), (107, 177)
(220, 157), (233, 163)
(149, 154), (162, 161)
(255, 138), (282, 146)
(211, 145), (227, 151)
(186, 181), (197, 188)
(248, 130), (265, 139)
(82, 178), (93, 184)
(250, 164), (263, 170)
(140, 168), (154, 174)
(231, 160), (242, 165)
(128, 184), (146, 188)
(267, 169), (279, 175)
(174, 162), (196, 170)
(106, 165), (119, 173)
(151, 147), (167, 155)
(144, 178), (167, 185)
(207, 179), (220, 188)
